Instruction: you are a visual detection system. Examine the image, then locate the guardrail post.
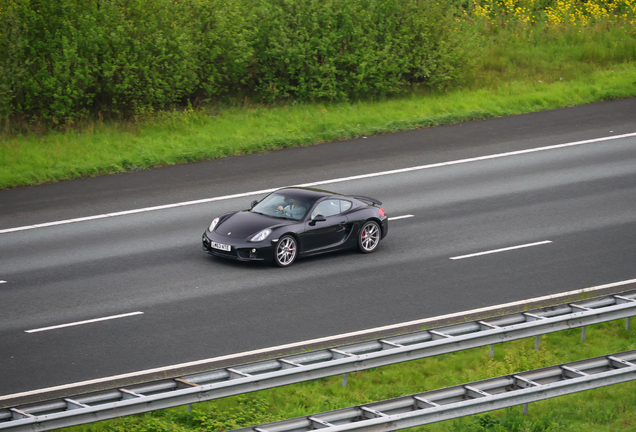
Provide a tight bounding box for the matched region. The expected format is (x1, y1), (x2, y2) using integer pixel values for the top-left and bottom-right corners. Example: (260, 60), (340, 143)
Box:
(535, 335), (540, 351)
(523, 403), (529, 415)
(489, 344), (495, 358)
(188, 404), (193, 412)
(581, 326), (587, 341)
(342, 373), (348, 388)
(627, 317), (631, 331)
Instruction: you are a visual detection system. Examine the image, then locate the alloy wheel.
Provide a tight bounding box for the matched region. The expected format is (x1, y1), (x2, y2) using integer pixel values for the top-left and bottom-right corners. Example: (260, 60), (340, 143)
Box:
(275, 235), (297, 266)
(359, 221), (380, 253)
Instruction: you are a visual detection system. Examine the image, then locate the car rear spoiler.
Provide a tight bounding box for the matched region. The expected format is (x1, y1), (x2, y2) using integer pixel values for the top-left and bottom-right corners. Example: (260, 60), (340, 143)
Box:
(350, 195), (382, 206)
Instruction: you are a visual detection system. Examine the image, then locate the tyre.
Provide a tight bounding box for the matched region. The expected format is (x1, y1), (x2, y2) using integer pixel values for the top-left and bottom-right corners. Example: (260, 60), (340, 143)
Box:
(274, 235), (297, 267)
(358, 221), (381, 253)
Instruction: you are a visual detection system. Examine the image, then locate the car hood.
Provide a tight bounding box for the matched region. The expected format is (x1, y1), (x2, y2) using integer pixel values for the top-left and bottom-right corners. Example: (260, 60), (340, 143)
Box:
(215, 211), (291, 239)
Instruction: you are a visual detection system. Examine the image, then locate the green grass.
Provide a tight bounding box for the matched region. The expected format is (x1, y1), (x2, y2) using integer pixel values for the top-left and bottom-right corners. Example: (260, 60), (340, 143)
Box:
(59, 320), (636, 432)
(2, 63), (636, 190)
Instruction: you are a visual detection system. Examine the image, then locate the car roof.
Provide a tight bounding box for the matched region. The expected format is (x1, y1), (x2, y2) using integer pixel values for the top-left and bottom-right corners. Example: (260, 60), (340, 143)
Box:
(274, 187), (343, 203)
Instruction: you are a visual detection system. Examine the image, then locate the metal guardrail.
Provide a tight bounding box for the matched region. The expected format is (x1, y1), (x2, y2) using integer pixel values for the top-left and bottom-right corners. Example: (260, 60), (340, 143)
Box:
(231, 350), (636, 432)
(1, 290), (635, 431)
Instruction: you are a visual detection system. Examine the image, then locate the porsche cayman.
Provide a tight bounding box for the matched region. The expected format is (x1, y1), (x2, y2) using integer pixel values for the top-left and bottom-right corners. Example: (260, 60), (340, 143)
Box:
(202, 187), (388, 267)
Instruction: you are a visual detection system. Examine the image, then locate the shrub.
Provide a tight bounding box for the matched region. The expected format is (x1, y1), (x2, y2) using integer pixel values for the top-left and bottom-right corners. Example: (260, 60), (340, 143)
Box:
(0, 0), (474, 124)
(0, 0), (252, 123)
(250, 0), (473, 101)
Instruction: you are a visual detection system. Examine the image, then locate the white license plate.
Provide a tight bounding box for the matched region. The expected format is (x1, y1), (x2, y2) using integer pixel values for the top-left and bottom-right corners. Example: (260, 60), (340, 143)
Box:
(210, 241), (231, 252)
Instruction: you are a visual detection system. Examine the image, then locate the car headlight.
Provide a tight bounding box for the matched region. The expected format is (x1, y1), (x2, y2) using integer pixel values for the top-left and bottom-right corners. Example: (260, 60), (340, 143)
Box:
(209, 217), (220, 231)
(250, 228), (272, 242)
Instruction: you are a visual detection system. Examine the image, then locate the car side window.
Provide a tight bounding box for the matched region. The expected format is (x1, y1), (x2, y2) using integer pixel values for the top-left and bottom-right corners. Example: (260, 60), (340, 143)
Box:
(312, 199), (341, 218)
(339, 200), (352, 212)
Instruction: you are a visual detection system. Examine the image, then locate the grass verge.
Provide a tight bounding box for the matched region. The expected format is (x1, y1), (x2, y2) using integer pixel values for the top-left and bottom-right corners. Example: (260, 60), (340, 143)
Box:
(61, 319), (636, 432)
(2, 64), (636, 190)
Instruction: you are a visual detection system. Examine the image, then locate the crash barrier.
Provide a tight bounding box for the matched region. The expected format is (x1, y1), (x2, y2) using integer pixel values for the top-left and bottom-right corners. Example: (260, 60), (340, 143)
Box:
(1, 290), (635, 431)
(231, 350), (636, 432)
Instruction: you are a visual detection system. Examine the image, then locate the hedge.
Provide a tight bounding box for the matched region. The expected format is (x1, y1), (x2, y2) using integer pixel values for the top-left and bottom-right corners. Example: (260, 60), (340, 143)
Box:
(0, 0), (473, 123)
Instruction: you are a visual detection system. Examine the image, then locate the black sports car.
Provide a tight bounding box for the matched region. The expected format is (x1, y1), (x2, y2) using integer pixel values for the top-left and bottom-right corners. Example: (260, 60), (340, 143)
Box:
(202, 187), (388, 267)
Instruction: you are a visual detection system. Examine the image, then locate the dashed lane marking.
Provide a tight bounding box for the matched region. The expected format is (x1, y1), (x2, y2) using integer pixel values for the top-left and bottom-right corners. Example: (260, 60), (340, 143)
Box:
(388, 215), (414, 221)
(25, 312), (144, 334)
(450, 240), (553, 260)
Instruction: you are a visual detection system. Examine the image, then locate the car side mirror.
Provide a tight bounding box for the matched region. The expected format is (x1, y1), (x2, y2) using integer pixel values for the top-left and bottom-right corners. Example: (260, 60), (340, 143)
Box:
(309, 215), (326, 226)
(250, 200), (258, 208)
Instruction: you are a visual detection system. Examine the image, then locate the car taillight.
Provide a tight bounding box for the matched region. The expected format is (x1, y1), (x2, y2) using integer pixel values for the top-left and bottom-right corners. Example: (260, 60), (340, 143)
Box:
(378, 208), (385, 217)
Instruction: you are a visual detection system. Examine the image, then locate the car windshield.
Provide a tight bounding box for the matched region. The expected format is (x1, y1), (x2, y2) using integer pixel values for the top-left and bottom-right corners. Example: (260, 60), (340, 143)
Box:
(251, 192), (310, 221)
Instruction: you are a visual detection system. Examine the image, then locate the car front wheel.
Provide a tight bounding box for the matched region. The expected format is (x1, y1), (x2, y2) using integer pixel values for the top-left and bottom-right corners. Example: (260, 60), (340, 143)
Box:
(274, 235), (297, 267)
(358, 221), (381, 253)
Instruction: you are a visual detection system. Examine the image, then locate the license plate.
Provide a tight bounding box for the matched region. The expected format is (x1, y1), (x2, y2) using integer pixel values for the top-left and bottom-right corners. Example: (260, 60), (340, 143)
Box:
(210, 241), (231, 252)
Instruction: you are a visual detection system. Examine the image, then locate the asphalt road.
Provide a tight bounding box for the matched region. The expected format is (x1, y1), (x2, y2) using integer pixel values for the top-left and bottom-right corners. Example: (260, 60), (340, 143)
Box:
(1, 98), (636, 399)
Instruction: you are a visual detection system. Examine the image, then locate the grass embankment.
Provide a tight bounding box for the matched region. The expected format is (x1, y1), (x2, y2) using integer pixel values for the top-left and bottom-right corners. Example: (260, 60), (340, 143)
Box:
(62, 320), (636, 432)
(2, 64), (635, 190)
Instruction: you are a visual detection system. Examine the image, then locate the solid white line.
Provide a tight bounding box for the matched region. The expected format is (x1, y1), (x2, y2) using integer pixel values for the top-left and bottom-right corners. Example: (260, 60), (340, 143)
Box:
(2, 132), (635, 235)
(0, 280), (7, 284)
(4, 277), (636, 401)
(25, 312), (144, 334)
(450, 241), (553, 260)
(0, 189), (281, 234)
(388, 215), (414, 221)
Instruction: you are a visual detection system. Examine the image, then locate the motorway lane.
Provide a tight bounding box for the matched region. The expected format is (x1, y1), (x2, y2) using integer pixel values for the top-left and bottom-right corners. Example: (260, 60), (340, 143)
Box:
(1, 101), (636, 398)
(2, 98), (635, 229)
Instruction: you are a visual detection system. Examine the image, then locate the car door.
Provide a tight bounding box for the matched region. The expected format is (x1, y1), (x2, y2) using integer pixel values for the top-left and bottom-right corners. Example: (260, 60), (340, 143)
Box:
(302, 199), (349, 252)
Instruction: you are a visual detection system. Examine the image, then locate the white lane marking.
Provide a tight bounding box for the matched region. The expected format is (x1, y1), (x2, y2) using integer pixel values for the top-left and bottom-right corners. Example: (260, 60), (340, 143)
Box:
(450, 241), (553, 260)
(2, 132), (635, 235)
(0, 280), (7, 284)
(25, 312), (144, 334)
(388, 214), (414, 221)
(4, 277), (636, 401)
(0, 189), (280, 234)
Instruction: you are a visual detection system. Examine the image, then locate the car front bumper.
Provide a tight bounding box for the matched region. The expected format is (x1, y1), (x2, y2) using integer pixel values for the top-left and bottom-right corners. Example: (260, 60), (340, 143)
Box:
(202, 231), (275, 262)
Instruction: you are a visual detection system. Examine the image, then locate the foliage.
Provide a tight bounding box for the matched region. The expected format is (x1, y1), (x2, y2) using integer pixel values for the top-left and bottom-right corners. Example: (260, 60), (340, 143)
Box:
(446, 410), (563, 431)
(471, 0), (636, 27)
(2, 0), (634, 127)
(77, 396), (279, 432)
(0, 0), (472, 124)
(249, 0), (472, 101)
(482, 342), (559, 377)
(0, 0), (251, 123)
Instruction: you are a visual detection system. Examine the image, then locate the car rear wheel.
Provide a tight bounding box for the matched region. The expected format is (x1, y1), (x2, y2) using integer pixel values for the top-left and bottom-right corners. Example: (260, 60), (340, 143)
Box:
(358, 221), (381, 253)
(274, 235), (297, 267)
